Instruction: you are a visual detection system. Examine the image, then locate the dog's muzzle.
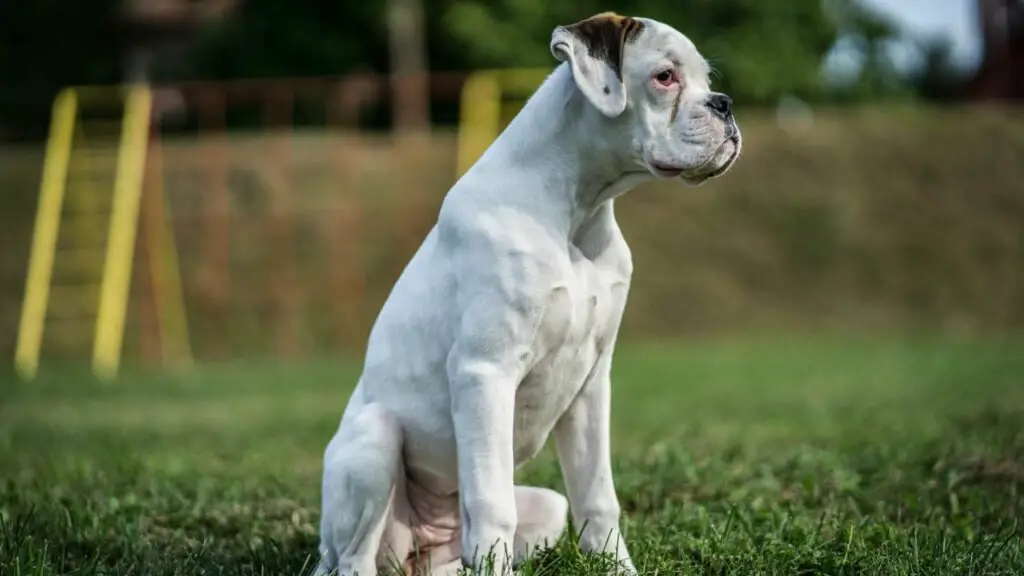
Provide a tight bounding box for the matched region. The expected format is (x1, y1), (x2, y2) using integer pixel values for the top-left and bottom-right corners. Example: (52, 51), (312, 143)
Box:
(704, 92), (740, 173)
(649, 91), (741, 182)
(675, 94), (740, 184)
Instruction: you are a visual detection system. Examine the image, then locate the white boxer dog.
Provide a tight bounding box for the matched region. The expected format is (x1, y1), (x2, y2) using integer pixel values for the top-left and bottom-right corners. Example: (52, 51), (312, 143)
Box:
(315, 12), (741, 576)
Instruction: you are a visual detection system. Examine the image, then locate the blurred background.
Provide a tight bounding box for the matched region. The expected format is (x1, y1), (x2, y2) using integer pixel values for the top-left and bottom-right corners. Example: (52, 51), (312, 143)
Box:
(0, 0), (1022, 372)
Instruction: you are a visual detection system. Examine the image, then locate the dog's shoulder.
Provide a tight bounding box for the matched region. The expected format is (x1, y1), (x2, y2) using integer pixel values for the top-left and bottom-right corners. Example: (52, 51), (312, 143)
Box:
(433, 195), (569, 320)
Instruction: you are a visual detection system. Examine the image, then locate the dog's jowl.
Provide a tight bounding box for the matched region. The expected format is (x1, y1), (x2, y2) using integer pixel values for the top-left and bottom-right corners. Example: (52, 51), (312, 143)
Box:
(315, 12), (741, 576)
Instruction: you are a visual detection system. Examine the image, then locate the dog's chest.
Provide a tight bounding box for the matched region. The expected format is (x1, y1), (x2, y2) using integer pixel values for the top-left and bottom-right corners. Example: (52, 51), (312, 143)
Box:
(511, 252), (622, 464)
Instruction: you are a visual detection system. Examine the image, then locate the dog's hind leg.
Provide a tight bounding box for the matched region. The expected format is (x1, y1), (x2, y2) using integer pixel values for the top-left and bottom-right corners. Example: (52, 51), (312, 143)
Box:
(316, 401), (403, 576)
(414, 487), (566, 574)
(513, 486), (569, 565)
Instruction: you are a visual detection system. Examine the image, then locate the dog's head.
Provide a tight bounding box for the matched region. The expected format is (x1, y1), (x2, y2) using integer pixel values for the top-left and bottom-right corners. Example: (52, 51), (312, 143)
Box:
(550, 12), (741, 185)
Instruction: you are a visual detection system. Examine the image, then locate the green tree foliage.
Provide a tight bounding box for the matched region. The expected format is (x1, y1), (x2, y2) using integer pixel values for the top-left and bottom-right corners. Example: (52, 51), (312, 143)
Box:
(439, 0), (843, 104)
(907, 36), (968, 102)
(0, 0), (966, 139)
(172, 0), (390, 79)
(178, 0), (918, 108)
(178, 0), (859, 105)
(0, 0), (123, 141)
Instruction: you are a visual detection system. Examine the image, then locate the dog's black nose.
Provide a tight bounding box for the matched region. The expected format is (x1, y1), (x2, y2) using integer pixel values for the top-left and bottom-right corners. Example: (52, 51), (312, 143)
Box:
(706, 92), (733, 119)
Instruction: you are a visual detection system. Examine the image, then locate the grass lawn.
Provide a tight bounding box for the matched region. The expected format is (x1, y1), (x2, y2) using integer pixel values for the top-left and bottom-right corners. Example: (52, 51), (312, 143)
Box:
(1, 334), (1023, 574)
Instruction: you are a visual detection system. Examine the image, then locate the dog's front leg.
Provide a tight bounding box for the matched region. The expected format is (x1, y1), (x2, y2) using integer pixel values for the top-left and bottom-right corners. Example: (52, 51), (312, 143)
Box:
(449, 358), (518, 575)
(554, 352), (636, 575)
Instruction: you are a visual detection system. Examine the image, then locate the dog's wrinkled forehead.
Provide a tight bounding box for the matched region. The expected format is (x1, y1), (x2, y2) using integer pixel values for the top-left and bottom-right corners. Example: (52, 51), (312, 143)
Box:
(552, 13), (713, 118)
(631, 17), (711, 83)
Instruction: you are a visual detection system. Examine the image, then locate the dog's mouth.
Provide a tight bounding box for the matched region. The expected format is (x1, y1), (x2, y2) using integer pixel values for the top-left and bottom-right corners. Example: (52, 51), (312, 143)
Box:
(649, 161), (685, 178)
(684, 144), (740, 185)
(647, 134), (741, 182)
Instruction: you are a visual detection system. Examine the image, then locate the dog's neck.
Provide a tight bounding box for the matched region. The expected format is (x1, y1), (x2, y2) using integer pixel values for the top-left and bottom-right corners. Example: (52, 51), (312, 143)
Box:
(483, 64), (650, 238)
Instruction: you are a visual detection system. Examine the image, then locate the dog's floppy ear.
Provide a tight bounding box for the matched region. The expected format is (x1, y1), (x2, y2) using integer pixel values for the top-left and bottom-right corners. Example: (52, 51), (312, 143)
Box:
(550, 12), (645, 118)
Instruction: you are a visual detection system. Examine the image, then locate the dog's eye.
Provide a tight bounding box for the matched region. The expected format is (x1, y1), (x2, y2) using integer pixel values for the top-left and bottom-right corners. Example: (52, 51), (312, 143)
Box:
(654, 69), (676, 87)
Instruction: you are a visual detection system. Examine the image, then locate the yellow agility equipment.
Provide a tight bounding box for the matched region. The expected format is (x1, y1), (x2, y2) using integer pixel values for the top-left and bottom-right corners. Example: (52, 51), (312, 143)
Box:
(14, 84), (192, 381)
(91, 86), (152, 380)
(455, 68), (552, 179)
(14, 89), (78, 380)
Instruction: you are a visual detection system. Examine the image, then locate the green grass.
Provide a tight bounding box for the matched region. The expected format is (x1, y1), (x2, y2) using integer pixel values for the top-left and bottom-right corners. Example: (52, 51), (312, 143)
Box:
(1, 333), (1023, 574)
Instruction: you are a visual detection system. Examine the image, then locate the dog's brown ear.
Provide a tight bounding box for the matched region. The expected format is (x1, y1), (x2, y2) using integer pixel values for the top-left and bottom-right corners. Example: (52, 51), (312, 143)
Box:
(550, 12), (645, 118)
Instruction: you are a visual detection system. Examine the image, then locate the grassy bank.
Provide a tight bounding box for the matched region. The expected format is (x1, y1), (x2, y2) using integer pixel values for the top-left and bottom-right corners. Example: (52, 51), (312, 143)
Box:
(1, 105), (1023, 361)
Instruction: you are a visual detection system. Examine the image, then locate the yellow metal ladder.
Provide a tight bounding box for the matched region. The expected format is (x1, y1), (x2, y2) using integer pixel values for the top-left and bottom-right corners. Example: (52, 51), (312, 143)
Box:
(14, 85), (191, 381)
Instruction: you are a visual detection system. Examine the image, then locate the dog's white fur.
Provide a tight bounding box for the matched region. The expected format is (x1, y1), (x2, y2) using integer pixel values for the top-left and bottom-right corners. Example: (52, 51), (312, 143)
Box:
(316, 13), (741, 576)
